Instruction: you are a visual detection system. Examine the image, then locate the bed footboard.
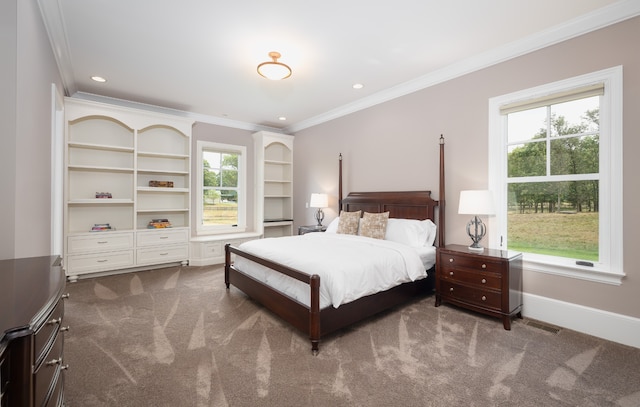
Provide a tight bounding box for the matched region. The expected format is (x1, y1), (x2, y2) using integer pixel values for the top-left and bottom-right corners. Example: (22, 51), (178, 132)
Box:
(225, 244), (322, 354)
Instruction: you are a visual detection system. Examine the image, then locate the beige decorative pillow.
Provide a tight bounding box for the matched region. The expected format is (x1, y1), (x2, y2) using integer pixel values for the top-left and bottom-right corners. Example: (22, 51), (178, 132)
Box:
(359, 212), (390, 239)
(336, 210), (361, 235)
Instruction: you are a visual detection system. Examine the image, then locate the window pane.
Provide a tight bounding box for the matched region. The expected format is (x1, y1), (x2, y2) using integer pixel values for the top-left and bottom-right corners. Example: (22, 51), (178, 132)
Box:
(550, 96), (599, 137)
(507, 141), (546, 177)
(550, 135), (599, 175)
(203, 197), (238, 226)
(507, 107), (547, 143)
(507, 181), (598, 261)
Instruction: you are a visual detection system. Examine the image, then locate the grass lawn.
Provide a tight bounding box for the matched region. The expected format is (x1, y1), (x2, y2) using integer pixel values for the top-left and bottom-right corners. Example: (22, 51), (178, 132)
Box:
(508, 211), (598, 261)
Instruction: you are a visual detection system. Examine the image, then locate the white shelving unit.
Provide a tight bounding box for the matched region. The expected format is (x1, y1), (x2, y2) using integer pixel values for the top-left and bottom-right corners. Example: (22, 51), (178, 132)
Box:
(63, 98), (193, 280)
(254, 131), (294, 238)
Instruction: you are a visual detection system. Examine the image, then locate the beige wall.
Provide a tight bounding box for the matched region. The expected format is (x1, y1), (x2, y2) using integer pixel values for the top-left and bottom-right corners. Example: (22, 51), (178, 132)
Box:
(1, 0), (63, 260)
(293, 16), (640, 319)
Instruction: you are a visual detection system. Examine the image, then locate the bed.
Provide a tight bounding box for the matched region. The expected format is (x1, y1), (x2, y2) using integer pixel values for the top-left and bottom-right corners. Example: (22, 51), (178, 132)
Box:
(225, 136), (445, 354)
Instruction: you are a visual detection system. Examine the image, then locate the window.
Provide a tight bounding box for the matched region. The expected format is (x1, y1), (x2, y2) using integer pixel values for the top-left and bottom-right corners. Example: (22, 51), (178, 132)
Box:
(196, 141), (247, 234)
(488, 66), (623, 284)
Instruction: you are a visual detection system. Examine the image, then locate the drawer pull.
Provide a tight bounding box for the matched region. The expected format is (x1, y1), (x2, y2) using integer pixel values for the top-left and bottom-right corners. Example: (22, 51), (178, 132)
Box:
(62, 293), (70, 299)
(47, 317), (62, 326)
(449, 271), (454, 276)
(481, 264), (487, 269)
(61, 326), (70, 332)
(46, 357), (63, 367)
(481, 278), (487, 284)
(97, 241), (108, 244)
(160, 252), (169, 256)
(160, 236), (169, 239)
(481, 295), (487, 301)
(97, 259), (108, 263)
(449, 287), (454, 292)
(449, 258), (454, 263)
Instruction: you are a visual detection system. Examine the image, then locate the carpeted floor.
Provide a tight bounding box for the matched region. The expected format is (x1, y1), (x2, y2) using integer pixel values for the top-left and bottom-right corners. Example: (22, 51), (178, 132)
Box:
(63, 265), (640, 407)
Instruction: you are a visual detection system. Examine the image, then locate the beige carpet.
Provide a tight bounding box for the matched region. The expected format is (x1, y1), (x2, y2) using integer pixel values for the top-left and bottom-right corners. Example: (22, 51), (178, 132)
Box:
(63, 265), (640, 406)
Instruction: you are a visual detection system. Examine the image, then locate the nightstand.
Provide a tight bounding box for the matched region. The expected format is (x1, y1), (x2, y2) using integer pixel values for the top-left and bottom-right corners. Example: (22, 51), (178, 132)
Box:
(298, 225), (327, 235)
(435, 244), (523, 330)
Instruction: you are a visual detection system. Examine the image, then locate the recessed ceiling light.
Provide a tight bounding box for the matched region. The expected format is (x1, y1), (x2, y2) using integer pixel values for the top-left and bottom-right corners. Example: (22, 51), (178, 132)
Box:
(278, 116), (287, 121)
(91, 76), (107, 83)
(352, 83), (364, 89)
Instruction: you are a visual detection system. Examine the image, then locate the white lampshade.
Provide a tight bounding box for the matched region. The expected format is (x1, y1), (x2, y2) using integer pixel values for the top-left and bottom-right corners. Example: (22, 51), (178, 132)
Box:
(458, 190), (496, 215)
(309, 193), (328, 208)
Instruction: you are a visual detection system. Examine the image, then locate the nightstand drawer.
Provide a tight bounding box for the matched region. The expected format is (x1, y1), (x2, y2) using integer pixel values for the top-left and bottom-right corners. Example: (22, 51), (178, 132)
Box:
(439, 267), (501, 289)
(440, 281), (502, 310)
(439, 252), (503, 273)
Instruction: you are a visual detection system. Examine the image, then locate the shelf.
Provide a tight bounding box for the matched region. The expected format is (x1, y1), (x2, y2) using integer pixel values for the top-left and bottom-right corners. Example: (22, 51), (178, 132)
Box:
(137, 208), (189, 213)
(137, 187), (188, 193)
(264, 159), (291, 165)
(265, 179), (292, 183)
(68, 165), (134, 173)
(68, 199), (134, 205)
(137, 168), (189, 175)
(265, 195), (292, 198)
(68, 142), (135, 153)
(137, 151), (189, 159)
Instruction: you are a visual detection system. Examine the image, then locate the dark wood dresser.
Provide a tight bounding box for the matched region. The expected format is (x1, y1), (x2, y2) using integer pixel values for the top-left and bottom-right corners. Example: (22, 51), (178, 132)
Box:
(0, 256), (67, 406)
(435, 244), (523, 330)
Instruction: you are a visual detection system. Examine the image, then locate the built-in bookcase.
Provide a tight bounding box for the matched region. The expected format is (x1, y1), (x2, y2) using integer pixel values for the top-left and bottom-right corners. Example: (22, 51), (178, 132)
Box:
(63, 98), (193, 280)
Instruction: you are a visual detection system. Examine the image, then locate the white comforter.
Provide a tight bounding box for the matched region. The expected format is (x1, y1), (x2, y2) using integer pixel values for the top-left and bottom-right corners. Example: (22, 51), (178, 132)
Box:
(233, 233), (430, 309)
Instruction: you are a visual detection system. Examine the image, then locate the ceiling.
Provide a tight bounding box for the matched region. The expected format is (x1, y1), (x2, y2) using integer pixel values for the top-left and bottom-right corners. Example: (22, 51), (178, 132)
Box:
(38, 0), (637, 133)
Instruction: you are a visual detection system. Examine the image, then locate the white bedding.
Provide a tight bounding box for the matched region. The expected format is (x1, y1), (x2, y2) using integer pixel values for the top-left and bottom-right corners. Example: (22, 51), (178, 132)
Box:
(233, 233), (435, 309)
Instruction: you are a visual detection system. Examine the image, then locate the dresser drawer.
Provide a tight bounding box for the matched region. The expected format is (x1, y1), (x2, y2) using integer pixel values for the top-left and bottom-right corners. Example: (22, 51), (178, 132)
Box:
(137, 228), (189, 247)
(440, 280), (502, 310)
(136, 244), (189, 265)
(439, 252), (502, 273)
(34, 330), (63, 407)
(439, 267), (501, 290)
(67, 232), (134, 254)
(66, 250), (135, 275)
(34, 299), (64, 366)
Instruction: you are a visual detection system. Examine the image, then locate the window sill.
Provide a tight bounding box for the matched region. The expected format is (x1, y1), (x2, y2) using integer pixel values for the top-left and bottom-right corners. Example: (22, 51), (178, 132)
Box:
(523, 254), (624, 285)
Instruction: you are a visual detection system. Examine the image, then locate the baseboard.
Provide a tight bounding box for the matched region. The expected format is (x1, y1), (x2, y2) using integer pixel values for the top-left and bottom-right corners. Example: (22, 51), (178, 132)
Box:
(523, 293), (640, 349)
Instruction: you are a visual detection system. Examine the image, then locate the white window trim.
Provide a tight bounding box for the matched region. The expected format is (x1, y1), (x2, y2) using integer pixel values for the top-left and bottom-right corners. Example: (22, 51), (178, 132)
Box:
(488, 66), (623, 285)
(196, 140), (247, 235)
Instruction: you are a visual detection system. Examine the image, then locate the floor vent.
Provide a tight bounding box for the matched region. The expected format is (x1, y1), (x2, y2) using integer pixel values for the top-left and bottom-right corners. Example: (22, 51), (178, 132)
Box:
(525, 320), (561, 334)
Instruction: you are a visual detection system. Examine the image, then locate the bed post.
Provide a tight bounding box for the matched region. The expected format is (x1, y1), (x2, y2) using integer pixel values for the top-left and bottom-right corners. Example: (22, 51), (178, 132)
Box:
(309, 274), (321, 355)
(438, 135), (446, 247)
(338, 153), (343, 213)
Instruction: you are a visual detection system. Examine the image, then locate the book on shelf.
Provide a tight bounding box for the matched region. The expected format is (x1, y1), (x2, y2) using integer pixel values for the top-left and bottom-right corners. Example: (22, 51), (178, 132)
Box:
(91, 223), (115, 232)
(147, 219), (172, 229)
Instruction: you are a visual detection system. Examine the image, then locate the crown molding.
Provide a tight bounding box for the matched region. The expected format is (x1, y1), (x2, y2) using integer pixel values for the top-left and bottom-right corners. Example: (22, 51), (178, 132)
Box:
(37, 0), (76, 96)
(285, 0), (640, 133)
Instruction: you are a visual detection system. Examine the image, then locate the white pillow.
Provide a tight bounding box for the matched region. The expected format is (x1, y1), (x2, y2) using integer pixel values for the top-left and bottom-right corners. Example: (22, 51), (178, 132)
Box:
(385, 218), (437, 247)
(325, 217), (340, 233)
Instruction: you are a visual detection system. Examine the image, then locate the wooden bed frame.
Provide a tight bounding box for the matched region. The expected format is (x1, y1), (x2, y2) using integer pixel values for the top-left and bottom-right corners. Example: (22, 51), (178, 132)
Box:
(225, 136), (445, 354)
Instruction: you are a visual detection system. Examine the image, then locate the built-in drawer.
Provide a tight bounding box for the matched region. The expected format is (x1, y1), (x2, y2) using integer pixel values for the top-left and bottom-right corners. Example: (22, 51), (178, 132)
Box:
(67, 232), (134, 254)
(439, 268), (501, 290)
(440, 280), (502, 310)
(136, 244), (189, 266)
(34, 299), (64, 366)
(439, 253), (502, 273)
(137, 228), (189, 247)
(66, 250), (135, 275)
(34, 330), (63, 407)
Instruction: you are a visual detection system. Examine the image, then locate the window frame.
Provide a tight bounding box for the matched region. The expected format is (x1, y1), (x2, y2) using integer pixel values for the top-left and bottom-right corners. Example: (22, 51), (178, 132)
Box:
(488, 66), (623, 285)
(195, 140), (247, 235)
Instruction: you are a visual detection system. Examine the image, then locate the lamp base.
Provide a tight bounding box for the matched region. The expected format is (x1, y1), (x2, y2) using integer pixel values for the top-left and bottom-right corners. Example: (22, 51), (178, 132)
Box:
(467, 245), (485, 252)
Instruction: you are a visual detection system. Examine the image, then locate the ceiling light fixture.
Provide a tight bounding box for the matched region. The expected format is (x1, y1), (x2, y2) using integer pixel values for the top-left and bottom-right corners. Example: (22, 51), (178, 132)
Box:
(352, 83), (364, 89)
(91, 76), (107, 83)
(257, 51), (292, 80)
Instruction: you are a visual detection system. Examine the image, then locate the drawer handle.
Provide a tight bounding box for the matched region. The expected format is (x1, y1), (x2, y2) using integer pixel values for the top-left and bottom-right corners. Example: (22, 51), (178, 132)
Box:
(46, 357), (63, 367)
(449, 271), (454, 276)
(481, 264), (487, 269)
(481, 295), (487, 301)
(62, 293), (70, 300)
(160, 252), (169, 256)
(47, 317), (62, 326)
(61, 326), (70, 332)
(97, 241), (108, 244)
(449, 258), (454, 263)
(449, 287), (454, 292)
(481, 278), (487, 284)
(97, 259), (108, 263)
(160, 236), (169, 239)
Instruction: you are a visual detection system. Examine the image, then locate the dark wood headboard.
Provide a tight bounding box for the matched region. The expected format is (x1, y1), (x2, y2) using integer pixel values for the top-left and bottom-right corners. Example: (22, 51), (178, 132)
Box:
(337, 136), (445, 246)
(341, 191), (437, 221)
